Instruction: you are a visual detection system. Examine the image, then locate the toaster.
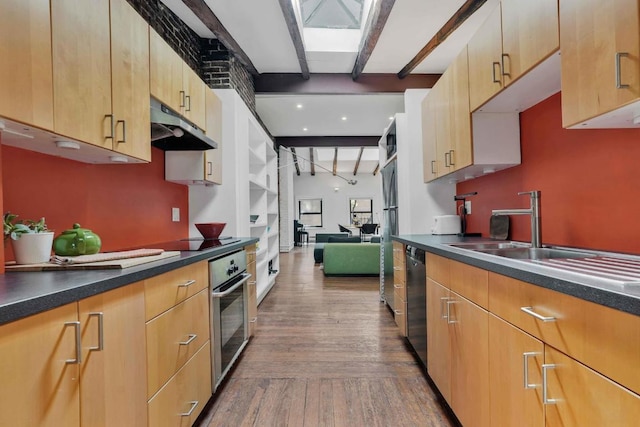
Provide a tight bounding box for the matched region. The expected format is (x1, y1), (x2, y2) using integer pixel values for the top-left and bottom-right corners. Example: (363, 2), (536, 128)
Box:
(431, 215), (461, 235)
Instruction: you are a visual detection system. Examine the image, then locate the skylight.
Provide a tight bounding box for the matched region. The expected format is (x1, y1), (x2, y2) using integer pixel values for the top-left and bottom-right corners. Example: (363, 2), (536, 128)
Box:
(301, 0), (365, 30)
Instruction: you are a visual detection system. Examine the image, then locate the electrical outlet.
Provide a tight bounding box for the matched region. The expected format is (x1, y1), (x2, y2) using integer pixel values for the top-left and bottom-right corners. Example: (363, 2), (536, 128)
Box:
(465, 200), (472, 214)
(171, 207), (180, 222)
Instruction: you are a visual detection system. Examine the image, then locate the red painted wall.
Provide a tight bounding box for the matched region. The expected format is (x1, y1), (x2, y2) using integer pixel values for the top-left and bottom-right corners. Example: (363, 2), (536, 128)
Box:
(2, 144), (188, 260)
(457, 93), (640, 255)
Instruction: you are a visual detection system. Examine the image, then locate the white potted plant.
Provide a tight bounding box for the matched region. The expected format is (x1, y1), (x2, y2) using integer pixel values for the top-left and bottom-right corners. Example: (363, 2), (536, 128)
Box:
(3, 212), (54, 264)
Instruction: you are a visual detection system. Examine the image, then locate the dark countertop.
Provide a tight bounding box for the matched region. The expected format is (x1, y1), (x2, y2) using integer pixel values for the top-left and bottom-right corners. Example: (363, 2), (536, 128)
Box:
(0, 238), (258, 326)
(393, 234), (640, 317)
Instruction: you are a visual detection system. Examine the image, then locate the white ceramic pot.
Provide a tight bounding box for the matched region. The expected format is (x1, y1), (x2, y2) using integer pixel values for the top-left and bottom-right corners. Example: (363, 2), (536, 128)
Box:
(12, 232), (54, 264)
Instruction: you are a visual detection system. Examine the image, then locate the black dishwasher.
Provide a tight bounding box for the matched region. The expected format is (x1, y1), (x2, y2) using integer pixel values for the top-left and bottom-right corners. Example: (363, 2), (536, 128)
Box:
(406, 246), (427, 367)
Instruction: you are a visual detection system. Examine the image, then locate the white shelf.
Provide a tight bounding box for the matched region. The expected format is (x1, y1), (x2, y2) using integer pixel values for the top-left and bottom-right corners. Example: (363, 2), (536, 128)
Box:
(250, 221), (268, 228)
(249, 179), (270, 192)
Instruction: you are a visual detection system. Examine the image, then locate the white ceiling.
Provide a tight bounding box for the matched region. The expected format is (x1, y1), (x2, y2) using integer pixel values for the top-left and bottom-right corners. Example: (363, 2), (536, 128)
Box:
(291, 146), (380, 174)
(160, 0), (500, 139)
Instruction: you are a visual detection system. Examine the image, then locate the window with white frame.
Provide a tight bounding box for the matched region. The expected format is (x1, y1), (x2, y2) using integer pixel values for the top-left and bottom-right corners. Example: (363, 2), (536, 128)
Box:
(299, 199), (323, 227)
(349, 198), (373, 226)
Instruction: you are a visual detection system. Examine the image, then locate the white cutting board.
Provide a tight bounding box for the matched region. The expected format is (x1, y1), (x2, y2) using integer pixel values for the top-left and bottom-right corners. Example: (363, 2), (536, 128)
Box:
(5, 251), (181, 272)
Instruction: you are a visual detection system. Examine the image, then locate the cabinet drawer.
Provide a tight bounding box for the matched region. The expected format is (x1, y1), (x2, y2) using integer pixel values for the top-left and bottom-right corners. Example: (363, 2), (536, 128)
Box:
(146, 288), (210, 398)
(392, 241), (404, 262)
(246, 244), (256, 265)
(426, 253), (450, 286)
(148, 342), (212, 427)
(449, 260), (488, 309)
(394, 294), (407, 337)
(144, 261), (208, 320)
(393, 263), (406, 288)
(489, 272), (640, 395)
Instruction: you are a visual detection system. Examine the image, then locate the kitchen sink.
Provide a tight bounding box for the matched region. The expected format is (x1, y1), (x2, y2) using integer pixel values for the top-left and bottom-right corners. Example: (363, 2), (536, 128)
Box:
(476, 247), (595, 260)
(447, 242), (525, 250)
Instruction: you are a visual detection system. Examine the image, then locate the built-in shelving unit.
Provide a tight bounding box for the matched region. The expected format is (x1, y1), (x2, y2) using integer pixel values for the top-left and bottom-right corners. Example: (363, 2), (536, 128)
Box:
(248, 117), (279, 302)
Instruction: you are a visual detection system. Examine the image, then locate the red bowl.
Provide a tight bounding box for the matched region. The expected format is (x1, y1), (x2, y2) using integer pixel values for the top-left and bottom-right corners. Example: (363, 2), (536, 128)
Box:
(195, 222), (226, 239)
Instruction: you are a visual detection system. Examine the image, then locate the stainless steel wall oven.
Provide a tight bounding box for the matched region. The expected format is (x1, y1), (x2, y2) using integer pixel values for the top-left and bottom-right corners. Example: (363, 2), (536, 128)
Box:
(209, 250), (251, 391)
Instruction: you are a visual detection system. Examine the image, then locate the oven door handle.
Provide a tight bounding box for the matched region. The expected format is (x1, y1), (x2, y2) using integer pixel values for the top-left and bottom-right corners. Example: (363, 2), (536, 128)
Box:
(212, 273), (251, 298)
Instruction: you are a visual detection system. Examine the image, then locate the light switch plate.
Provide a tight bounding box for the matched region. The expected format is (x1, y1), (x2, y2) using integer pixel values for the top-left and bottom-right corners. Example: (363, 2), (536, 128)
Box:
(172, 207), (180, 222)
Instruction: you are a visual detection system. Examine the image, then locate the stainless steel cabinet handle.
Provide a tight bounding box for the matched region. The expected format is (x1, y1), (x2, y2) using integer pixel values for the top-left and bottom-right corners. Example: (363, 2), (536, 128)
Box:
(446, 300), (456, 324)
(207, 161), (213, 176)
(449, 150), (455, 166)
(394, 309), (403, 316)
(89, 312), (104, 351)
(615, 52), (629, 89)
(179, 334), (197, 346)
(521, 306), (556, 322)
(444, 151), (451, 168)
(116, 119), (126, 144)
(186, 95), (191, 112)
(180, 400), (199, 417)
(178, 279), (196, 288)
(394, 283), (403, 289)
(65, 321), (82, 364)
(440, 296), (450, 319)
(250, 317), (257, 323)
(180, 90), (186, 108)
(523, 351), (539, 389)
(431, 160), (436, 174)
(492, 61), (501, 83)
(542, 364), (558, 404)
(501, 53), (511, 77)
(105, 114), (114, 140)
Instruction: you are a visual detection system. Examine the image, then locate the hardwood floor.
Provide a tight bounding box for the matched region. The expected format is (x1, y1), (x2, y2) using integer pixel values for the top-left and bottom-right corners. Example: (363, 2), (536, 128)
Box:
(197, 245), (454, 426)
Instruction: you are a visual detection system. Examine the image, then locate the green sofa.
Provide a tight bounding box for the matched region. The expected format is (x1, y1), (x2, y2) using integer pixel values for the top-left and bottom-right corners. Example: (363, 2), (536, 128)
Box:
(323, 242), (381, 276)
(313, 233), (350, 263)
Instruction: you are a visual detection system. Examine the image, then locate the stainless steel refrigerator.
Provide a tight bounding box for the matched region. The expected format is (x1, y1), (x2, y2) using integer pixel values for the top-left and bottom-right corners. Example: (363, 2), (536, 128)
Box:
(380, 158), (398, 310)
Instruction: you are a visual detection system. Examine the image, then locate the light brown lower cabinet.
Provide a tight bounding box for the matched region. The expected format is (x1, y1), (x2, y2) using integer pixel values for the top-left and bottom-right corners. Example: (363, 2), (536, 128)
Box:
(148, 343), (212, 427)
(247, 244), (258, 336)
(489, 314), (544, 427)
(427, 278), (452, 403)
(0, 282), (147, 427)
(544, 346), (640, 426)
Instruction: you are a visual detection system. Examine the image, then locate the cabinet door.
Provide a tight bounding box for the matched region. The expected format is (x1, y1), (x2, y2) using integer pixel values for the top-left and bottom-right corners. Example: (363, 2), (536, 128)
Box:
(489, 314), (544, 427)
(0, 304), (80, 427)
(544, 346), (640, 426)
(183, 64), (207, 130)
(426, 278), (451, 403)
(110, 0), (151, 162)
(434, 72), (453, 175)
(205, 88), (223, 184)
(447, 46), (473, 173)
(78, 282), (147, 426)
(560, 0), (640, 127)
(248, 261), (258, 336)
(52, 0), (112, 148)
(450, 292), (490, 427)
(422, 91), (438, 182)
(468, 3), (503, 112)
(149, 29), (183, 113)
(0, 0), (53, 130)
(501, 0), (559, 86)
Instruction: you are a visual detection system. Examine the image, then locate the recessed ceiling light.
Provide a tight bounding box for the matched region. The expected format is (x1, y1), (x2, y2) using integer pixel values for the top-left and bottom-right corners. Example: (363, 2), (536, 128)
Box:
(341, 116), (347, 121)
(296, 104), (303, 109)
(303, 127), (308, 132)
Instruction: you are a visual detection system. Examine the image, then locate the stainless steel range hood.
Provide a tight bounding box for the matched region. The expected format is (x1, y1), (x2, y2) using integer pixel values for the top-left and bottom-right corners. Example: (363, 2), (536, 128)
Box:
(150, 98), (217, 151)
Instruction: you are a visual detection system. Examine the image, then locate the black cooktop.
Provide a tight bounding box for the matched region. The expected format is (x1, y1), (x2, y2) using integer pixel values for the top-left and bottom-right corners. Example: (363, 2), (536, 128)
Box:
(149, 236), (241, 252)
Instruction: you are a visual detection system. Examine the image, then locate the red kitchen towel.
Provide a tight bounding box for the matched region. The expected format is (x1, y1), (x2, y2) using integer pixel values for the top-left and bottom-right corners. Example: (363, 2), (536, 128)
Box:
(51, 249), (164, 265)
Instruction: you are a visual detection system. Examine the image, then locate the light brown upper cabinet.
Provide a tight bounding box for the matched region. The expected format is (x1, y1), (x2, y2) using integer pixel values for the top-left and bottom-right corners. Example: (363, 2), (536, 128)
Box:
(467, 4), (504, 113)
(501, 0), (559, 87)
(52, 0), (112, 148)
(109, 0), (151, 162)
(421, 93), (439, 182)
(51, 0), (151, 161)
(0, 0), (53, 130)
(150, 29), (207, 131)
(469, 0), (559, 112)
(560, 0), (640, 128)
(205, 88), (223, 184)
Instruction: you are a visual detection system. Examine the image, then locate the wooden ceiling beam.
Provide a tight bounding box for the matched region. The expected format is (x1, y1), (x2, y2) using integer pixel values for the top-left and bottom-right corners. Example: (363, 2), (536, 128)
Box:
(255, 73), (440, 93)
(354, 147), (364, 176)
(333, 148), (338, 176)
(372, 162), (380, 176)
(351, 0), (396, 80)
(181, 0), (259, 75)
(277, 0), (310, 80)
(291, 147), (301, 175)
(276, 136), (379, 147)
(309, 148), (315, 175)
(398, 0), (487, 79)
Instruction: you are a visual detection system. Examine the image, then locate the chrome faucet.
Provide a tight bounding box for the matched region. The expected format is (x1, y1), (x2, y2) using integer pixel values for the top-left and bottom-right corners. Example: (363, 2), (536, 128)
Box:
(492, 191), (541, 248)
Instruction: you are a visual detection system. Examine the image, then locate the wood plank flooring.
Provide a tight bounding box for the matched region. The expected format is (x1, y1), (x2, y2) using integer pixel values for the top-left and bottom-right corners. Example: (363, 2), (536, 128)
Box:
(197, 245), (454, 426)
